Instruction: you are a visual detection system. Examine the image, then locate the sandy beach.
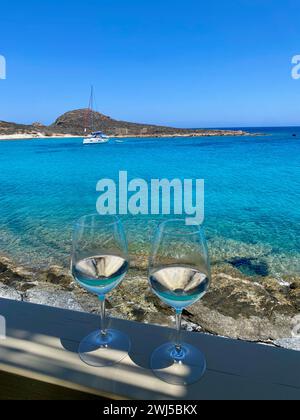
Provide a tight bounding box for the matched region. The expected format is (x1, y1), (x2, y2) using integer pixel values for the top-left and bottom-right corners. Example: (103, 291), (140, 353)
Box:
(0, 133), (81, 141)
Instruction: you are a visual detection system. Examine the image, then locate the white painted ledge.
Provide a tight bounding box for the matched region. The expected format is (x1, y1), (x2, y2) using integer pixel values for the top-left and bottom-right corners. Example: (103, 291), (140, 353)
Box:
(0, 298), (299, 400)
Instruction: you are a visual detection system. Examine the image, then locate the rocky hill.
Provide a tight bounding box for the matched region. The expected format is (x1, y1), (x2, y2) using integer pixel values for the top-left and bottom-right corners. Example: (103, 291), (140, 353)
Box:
(0, 120), (53, 137)
(0, 109), (249, 138)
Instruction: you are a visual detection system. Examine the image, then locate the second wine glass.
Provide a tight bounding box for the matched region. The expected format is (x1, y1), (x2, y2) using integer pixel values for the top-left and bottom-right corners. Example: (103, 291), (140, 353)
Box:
(149, 219), (211, 385)
(71, 214), (131, 367)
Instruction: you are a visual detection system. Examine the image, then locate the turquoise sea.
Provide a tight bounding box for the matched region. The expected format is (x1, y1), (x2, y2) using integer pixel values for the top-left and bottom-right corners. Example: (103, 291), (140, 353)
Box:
(0, 128), (299, 279)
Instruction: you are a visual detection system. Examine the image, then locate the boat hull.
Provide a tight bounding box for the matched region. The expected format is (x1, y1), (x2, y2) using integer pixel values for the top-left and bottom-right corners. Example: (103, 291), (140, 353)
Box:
(83, 137), (110, 145)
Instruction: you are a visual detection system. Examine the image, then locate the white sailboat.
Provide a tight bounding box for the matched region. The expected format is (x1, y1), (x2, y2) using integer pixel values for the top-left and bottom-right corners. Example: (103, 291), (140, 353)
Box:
(83, 87), (110, 145)
(83, 131), (110, 144)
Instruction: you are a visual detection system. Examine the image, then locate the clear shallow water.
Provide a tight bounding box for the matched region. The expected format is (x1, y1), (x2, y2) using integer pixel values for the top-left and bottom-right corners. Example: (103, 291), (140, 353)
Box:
(0, 128), (299, 278)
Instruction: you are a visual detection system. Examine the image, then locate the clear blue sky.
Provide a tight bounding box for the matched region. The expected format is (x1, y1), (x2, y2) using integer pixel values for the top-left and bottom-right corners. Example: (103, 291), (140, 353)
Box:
(0, 0), (299, 127)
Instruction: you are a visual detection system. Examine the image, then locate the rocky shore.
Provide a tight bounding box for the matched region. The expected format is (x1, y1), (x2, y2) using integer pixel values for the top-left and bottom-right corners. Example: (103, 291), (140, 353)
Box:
(0, 254), (299, 350)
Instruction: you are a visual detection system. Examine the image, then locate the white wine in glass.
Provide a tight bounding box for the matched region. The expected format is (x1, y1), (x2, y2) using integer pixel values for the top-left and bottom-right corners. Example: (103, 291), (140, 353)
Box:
(71, 214), (131, 367)
(149, 219), (211, 385)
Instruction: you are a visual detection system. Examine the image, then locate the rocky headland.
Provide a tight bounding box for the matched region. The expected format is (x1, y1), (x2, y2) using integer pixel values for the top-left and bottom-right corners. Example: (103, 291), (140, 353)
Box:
(0, 254), (299, 351)
(0, 109), (253, 139)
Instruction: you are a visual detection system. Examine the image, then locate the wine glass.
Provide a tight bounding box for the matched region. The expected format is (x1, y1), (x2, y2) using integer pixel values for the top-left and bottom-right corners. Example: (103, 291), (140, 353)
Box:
(149, 219), (211, 385)
(71, 214), (131, 367)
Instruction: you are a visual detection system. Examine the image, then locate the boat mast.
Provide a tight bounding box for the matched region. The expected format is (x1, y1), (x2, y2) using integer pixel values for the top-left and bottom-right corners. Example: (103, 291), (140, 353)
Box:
(90, 85), (94, 132)
(84, 86), (94, 133)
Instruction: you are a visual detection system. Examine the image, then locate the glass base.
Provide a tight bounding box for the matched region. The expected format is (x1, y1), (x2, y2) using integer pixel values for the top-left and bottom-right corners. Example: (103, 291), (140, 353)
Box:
(151, 342), (206, 385)
(78, 329), (131, 367)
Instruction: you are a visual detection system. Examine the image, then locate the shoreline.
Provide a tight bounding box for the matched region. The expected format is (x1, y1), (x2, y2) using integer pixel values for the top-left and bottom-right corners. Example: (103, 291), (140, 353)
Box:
(0, 130), (256, 141)
(0, 252), (299, 351)
(0, 134), (82, 141)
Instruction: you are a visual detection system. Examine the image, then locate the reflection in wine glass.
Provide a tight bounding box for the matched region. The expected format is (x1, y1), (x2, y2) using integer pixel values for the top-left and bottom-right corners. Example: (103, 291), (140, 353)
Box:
(149, 219), (211, 385)
(71, 214), (131, 367)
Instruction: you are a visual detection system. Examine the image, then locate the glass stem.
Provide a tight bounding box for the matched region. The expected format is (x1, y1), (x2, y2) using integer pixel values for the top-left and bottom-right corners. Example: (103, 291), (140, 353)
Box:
(99, 296), (107, 337)
(175, 309), (183, 356)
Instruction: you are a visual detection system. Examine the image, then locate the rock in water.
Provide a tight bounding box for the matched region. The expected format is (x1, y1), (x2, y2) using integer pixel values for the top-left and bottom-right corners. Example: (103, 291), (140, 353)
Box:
(38, 265), (73, 288)
(0, 256), (34, 289)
